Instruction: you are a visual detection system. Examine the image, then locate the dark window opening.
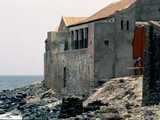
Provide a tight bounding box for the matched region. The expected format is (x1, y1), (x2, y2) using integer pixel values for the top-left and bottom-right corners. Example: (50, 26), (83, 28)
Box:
(82, 29), (85, 48)
(64, 40), (68, 51)
(45, 40), (49, 51)
(78, 30), (81, 49)
(104, 40), (109, 46)
(75, 30), (79, 49)
(63, 67), (67, 88)
(71, 31), (74, 49)
(121, 20), (124, 30)
(84, 28), (88, 48)
(71, 31), (74, 40)
(71, 28), (88, 50)
(80, 39), (83, 48)
(158, 8), (160, 12)
(80, 29), (84, 48)
(127, 20), (129, 31)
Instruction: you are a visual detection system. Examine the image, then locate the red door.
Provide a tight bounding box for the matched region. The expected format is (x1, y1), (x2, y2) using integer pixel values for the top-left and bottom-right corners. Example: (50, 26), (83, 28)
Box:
(133, 25), (145, 67)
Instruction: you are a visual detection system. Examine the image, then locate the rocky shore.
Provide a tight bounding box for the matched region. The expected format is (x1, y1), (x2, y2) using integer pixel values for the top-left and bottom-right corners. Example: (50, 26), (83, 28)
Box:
(0, 76), (160, 120)
(0, 81), (61, 119)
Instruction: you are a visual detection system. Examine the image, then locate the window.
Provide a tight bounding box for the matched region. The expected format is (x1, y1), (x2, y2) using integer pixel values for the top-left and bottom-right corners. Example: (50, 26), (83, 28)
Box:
(71, 31), (74, 49)
(71, 28), (88, 50)
(104, 40), (109, 46)
(75, 30), (79, 49)
(64, 40), (68, 51)
(63, 67), (67, 88)
(84, 28), (88, 48)
(78, 30), (81, 49)
(83, 29), (86, 48)
(121, 20), (124, 30)
(80, 29), (84, 48)
(45, 40), (49, 51)
(127, 20), (129, 31)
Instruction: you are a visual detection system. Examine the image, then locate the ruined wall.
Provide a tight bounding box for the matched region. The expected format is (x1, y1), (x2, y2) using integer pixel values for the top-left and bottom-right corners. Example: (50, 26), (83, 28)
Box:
(45, 0), (160, 96)
(44, 31), (68, 92)
(94, 18), (116, 82)
(44, 51), (51, 88)
(94, 3), (136, 82)
(45, 23), (95, 96)
(60, 23), (95, 96)
(143, 22), (160, 105)
(60, 49), (94, 96)
(136, 0), (160, 21)
(94, 3), (136, 81)
(114, 3), (136, 76)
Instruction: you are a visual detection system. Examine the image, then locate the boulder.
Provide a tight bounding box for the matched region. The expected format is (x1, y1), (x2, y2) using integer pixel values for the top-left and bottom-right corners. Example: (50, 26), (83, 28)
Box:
(59, 97), (83, 118)
(19, 100), (26, 106)
(84, 100), (108, 112)
(0, 104), (7, 109)
(0, 95), (7, 100)
(0, 109), (6, 114)
(0, 100), (3, 104)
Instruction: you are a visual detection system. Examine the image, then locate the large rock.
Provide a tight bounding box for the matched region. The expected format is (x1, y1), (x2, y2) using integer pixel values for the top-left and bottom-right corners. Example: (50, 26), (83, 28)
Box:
(0, 100), (3, 104)
(0, 109), (6, 114)
(59, 97), (83, 118)
(84, 100), (108, 112)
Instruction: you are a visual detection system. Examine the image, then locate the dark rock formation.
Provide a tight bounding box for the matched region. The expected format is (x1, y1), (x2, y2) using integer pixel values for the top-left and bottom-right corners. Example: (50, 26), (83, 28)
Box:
(84, 100), (108, 112)
(59, 97), (83, 118)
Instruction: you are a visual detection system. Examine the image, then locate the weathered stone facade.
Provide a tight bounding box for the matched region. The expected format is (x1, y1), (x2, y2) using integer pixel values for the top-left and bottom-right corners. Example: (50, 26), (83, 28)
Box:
(44, 0), (160, 97)
(143, 21), (160, 105)
(93, 4), (136, 81)
(136, 0), (160, 21)
(60, 50), (94, 96)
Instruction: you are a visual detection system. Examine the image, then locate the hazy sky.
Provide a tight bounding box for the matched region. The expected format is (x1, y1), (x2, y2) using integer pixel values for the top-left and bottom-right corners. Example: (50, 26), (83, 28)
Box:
(0, 0), (118, 75)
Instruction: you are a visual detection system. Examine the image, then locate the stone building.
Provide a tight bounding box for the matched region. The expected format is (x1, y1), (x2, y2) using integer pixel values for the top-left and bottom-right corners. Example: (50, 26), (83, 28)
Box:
(143, 21), (160, 105)
(44, 0), (160, 96)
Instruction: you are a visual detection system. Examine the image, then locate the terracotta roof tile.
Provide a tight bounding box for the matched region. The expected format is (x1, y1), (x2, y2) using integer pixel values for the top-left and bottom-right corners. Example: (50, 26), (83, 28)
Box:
(69, 0), (136, 26)
(63, 17), (87, 26)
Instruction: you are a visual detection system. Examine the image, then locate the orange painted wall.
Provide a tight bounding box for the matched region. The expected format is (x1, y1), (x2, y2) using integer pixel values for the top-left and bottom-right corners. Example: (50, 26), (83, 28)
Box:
(133, 26), (145, 66)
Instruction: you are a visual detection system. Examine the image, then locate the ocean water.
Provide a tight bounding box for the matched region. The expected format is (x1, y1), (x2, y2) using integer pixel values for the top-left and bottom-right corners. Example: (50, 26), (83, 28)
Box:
(0, 75), (43, 91)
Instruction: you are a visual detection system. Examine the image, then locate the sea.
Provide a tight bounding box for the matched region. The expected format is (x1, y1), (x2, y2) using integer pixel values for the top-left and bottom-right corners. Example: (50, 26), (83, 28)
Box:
(0, 75), (43, 91)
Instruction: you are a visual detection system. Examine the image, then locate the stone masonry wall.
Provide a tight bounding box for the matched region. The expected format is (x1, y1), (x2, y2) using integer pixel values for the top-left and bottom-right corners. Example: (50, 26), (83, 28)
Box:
(45, 24), (95, 96)
(94, 18), (116, 81)
(114, 3), (136, 77)
(143, 22), (160, 105)
(136, 0), (160, 21)
(59, 49), (94, 96)
(44, 31), (68, 92)
(94, 3), (136, 83)
(45, 0), (160, 97)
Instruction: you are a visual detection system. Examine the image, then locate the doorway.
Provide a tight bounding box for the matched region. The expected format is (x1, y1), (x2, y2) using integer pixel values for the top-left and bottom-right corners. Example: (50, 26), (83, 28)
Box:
(132, 25), (145, 74)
